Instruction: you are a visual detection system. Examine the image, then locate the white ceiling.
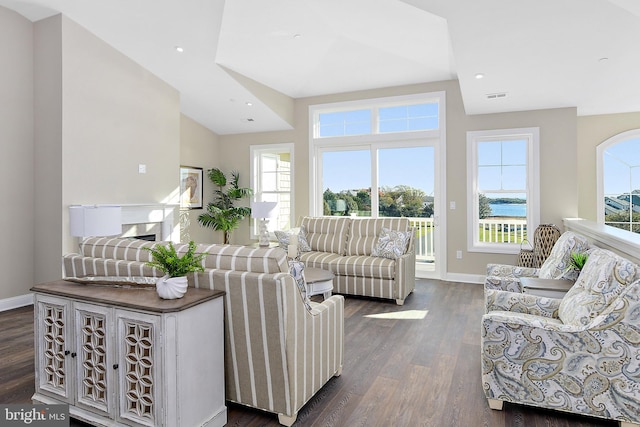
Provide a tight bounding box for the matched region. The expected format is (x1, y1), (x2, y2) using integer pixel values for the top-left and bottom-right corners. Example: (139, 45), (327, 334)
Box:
(2, 0), (640, 135)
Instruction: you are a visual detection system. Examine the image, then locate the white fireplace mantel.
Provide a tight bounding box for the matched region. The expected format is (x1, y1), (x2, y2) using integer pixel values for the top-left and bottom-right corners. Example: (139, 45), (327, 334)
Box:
(120, 204), (179, 241)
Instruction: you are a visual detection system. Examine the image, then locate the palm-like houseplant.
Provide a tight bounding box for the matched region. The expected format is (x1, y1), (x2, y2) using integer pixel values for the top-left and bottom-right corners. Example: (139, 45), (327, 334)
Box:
(198, 168), (253, 244)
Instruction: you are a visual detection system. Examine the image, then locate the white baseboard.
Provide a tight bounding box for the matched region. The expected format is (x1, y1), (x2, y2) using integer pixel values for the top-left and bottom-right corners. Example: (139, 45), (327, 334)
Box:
(0, 293), (33, 312)
(444, 272), (485, 284)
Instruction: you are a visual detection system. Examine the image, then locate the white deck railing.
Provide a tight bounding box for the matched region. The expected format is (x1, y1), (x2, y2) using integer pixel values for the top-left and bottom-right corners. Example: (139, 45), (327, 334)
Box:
(408, 217), (527, 263)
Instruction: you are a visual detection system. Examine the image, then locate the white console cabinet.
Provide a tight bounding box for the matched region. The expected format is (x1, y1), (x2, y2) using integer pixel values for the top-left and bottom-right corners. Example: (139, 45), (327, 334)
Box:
(31, 280), (226, 427)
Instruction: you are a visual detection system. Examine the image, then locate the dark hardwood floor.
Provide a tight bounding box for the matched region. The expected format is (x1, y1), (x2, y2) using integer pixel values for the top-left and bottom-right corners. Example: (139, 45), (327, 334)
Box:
(1, 279), (615, 426)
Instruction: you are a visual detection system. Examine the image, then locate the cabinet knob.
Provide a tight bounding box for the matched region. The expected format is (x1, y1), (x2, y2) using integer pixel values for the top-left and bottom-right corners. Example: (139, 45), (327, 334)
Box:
(71, 352), (77, 358)
(64, 350), (70, 355)
(113, 364), (119, 370)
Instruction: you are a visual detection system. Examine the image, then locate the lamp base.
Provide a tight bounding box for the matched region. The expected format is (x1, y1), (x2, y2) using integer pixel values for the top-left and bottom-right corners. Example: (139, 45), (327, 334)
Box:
(258, 218), (271, 246)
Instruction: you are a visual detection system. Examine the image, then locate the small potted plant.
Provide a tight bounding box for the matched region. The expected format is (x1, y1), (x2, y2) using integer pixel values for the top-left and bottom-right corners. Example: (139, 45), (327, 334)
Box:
(569, 251), (589, 273)
(145, 241), (206, 299)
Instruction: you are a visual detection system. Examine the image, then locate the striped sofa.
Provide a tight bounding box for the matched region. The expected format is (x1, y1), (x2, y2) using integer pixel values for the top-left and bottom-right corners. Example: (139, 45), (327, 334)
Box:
(63, 237), (345, 426)
(298, 216), (416, 305)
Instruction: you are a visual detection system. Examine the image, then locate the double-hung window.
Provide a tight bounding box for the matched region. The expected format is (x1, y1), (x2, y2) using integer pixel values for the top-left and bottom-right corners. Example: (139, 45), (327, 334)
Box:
(467, 128), (540, 253)
(250, 144), (293, 236)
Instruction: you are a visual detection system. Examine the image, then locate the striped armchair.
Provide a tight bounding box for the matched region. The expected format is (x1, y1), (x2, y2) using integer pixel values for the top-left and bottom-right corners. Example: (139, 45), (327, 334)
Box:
(63, 237), (344, 426)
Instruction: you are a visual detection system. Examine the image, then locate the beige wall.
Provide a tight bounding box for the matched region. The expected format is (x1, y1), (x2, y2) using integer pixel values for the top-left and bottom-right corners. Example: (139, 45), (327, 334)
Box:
(34, 15), (181, 284)
(179, 114), (220, 243)
(0, 7), (35, 300)
(577, 112), (640, 221)
(219, 80), (579, 276)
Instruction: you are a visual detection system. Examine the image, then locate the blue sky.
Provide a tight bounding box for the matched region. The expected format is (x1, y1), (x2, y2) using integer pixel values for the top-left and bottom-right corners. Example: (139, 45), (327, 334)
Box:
(321, 136), (640, 201)
(322, 146), (435, 195)
(603, 137), (640, 195)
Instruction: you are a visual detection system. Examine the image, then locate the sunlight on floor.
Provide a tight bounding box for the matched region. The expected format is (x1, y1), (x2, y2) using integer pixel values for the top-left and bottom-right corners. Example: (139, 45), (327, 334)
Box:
(364, 309), (428, 320)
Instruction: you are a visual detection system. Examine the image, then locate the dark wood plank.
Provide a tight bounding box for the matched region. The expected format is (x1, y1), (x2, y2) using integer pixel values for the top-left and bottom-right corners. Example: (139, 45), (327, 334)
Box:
(0, 280), (616, 426)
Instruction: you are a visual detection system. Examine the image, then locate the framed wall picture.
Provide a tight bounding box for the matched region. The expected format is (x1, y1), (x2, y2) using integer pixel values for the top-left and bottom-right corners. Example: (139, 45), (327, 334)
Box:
(180, 166), (203, 209)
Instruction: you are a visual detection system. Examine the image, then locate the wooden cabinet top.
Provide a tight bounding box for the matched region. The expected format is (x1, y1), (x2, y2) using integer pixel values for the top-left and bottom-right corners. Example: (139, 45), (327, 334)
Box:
(31, 280), (224, 313)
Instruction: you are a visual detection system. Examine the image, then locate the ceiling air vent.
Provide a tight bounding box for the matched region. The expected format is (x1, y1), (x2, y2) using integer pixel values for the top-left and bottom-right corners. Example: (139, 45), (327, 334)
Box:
(486, 92), (507, 100)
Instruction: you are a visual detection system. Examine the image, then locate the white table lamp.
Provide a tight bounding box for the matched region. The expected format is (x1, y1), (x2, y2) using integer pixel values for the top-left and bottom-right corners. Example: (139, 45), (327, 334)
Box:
(69, 205), (122, 238)
(251, 201), (278, 246)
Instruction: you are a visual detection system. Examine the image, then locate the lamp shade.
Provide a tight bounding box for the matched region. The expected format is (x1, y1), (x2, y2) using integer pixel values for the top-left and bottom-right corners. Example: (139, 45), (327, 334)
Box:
(251, 201), (278, 219)
(69, 205), (122, 238)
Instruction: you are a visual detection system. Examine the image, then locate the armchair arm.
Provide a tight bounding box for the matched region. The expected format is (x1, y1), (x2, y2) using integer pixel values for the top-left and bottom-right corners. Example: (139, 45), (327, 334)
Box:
(486, 263), (539, 278)
(395, 228), (416, 302)
(485, 289), (562, 318)
(485, 264), (540, 293)
(485, 275), (525, 293)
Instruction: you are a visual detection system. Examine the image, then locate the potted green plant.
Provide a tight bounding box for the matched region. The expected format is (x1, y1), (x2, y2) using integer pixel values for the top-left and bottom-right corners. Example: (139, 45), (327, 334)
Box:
(145, 241), (206, 299)
(198, 168), (253, 244)
(569, 251), (589, 272)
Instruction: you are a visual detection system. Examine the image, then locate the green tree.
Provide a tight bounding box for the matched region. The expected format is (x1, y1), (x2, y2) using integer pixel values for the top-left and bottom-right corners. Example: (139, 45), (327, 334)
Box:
(479, 194), (492, 219)
(198, 168), (253, 244)
(355, 190), (371, 213)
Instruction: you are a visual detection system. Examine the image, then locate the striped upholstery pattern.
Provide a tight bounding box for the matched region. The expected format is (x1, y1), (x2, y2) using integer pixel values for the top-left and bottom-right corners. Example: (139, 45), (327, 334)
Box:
(67, 238), (289, 278)
(300, 217), (351, 256)
(190, 269), (344, 424)
(346, 217), (410, 256)
(62, 237), (343, 425)
(299, 217), (416, 305)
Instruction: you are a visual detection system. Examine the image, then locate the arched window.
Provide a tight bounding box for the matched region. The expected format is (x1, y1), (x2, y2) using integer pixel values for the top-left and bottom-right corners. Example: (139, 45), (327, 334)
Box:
(597, 130), (640, 234)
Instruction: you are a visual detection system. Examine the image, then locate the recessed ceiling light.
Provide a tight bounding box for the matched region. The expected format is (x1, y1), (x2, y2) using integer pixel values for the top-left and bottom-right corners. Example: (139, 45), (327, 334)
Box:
(475, 73), (485, 79)
(599, 57), (609, 63)
(293, 34), (302, 39)
(175, 46), (184, 53)
(245, 102), (253, 107)
(486, 92), (507, 99)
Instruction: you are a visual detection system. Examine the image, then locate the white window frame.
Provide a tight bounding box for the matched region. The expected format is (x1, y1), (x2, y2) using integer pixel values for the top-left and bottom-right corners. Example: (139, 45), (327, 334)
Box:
(309, 92), (445, 216)
(466, 127), (540, 254)
(250, 143), (294, 239)
(597, 129), (640, 231)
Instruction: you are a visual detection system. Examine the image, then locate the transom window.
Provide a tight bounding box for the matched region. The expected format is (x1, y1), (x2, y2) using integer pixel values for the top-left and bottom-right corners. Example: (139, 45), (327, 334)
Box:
(467, 128), (540, 254)
(314, 94), (440, 139)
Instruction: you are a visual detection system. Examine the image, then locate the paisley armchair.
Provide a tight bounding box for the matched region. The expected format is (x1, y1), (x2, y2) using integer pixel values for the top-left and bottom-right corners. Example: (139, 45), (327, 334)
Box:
(482, 248), (640, 426)
(485, 231), (590, 293)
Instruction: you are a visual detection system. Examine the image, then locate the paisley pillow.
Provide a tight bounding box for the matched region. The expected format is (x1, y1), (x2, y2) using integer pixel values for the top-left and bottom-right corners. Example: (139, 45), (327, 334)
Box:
(288, 259), (311, 309)
(558, 248), (640, 327)
(371, 227), (411, 260)
(274, 226), (311, 252)
(539, 231), (590, 280)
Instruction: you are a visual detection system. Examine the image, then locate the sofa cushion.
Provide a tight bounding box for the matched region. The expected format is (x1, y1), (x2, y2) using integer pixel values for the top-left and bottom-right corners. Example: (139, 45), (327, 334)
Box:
(371, 227), (411, 260)
(300, 217), (351, 256)
(346, 217), (410, 256)
(558, 248), (640, 327)
(538, 231), (590, 280)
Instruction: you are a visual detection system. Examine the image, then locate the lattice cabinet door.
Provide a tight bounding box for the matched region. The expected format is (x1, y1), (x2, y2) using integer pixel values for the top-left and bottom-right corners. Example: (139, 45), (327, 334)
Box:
(115, 310), (161, 427)
(73, 302), (114, 417)
(34, 295), (74, 403)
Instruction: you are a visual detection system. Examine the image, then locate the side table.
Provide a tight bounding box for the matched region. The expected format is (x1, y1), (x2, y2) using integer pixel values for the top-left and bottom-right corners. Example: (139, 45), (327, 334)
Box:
(304, 267), (334, 299)
(521, 277), (574, 298)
